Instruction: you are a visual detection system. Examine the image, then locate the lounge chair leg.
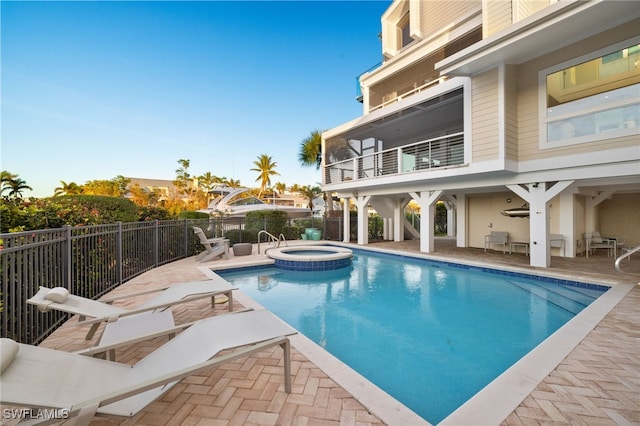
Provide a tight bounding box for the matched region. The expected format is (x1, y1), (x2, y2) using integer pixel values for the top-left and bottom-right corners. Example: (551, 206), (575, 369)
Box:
(85, 323), (100, 340)
(282, 339), (291, 393)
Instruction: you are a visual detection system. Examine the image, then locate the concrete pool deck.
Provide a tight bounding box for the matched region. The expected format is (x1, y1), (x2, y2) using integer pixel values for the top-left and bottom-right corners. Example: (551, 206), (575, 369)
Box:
(12, 238), (639, 425)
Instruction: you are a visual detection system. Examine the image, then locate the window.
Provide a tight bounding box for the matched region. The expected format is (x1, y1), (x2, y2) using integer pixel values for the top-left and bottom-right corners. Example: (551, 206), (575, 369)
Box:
(541, 39), (640, 146)
(398, 13), (414, 49)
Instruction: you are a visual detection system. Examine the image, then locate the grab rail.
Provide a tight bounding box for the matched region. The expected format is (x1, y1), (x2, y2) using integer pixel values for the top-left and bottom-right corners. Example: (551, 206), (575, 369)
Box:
(615, 244), (640, 274)
(257, 231), (288, 254)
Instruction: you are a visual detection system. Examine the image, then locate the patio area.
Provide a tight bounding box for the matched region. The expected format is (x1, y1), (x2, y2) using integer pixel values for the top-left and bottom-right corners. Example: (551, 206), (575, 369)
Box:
(6, 238), (639, 425)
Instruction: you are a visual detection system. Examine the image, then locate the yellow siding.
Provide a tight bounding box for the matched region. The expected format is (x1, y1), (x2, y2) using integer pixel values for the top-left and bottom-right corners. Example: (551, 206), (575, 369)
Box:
(514, 0), (550, 22)
(516, 18), (640, 162)
(505, 65), (518, 160)
(484, 0), (512, 38)
(472, 69), (500, 161)
(420, 1), (481, 39)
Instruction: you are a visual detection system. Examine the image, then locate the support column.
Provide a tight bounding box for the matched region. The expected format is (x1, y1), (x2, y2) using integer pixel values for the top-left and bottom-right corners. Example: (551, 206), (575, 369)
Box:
(443, 197), (456, 237)
(342, 197), (351, 243)
(409, 190), (443, 253)
(452, 194), (467, 248)
(393, 198), (410, 242)
(508, 181), (574, 267)
(355, 195), (372, 245)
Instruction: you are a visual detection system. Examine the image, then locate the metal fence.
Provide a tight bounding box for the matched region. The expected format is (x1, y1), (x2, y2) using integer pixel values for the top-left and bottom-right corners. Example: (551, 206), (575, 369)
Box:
(0, 215), (344, 345)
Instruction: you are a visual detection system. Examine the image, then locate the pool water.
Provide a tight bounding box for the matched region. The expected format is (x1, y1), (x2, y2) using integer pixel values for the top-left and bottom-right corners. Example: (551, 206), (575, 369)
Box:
(218, 249), (608, 424)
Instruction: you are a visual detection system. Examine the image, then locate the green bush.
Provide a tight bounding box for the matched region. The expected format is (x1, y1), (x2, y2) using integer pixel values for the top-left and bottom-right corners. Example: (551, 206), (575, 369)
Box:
(1, 195), (144, 232)
(137, 206), (174, 221)
(245, 210), (288, 238)
(224, 229), (256, 245)
(178, 211), (209, 219)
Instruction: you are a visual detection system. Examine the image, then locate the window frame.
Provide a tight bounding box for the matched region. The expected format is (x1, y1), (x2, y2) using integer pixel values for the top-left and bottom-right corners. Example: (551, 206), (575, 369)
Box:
(538, 36), (640, 149)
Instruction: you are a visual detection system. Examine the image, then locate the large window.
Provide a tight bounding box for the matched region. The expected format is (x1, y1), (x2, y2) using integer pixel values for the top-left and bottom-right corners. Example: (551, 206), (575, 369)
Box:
(541, 39), (640, 146)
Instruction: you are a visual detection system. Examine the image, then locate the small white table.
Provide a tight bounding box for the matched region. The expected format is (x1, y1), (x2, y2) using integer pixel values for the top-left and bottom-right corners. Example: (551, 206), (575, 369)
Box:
(509, 242), (530, 256)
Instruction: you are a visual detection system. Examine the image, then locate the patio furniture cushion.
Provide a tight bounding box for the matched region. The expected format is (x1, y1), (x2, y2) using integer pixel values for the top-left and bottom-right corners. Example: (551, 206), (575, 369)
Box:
(45, 287), (70, 303)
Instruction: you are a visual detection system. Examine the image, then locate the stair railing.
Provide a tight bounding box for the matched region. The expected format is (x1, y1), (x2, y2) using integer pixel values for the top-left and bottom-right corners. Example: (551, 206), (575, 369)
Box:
(615, 244), (640, 274)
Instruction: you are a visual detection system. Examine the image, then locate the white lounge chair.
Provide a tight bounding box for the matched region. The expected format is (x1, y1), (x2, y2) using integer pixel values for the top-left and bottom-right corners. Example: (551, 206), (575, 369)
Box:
(27, 279), (236, 340)
(0, 310), (296, 424)
(193, 226), (229, 262)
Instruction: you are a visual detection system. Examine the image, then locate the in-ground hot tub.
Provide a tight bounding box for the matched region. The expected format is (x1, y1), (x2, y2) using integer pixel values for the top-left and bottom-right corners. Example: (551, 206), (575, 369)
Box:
(266, 245), (353, 271)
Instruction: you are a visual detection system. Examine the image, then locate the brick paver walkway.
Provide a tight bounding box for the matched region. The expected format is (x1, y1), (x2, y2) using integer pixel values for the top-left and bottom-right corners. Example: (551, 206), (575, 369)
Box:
(3, 239), (638, 425)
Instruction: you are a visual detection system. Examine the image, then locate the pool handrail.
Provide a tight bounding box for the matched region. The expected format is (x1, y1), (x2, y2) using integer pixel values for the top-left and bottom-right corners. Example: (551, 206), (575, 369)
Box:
(257, 231), (288, 254)
(614, 244), (640, 274)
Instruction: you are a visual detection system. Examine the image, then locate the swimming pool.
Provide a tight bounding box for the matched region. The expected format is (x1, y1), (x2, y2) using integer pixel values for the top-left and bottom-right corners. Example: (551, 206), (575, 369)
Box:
(217, 248), (608, 424)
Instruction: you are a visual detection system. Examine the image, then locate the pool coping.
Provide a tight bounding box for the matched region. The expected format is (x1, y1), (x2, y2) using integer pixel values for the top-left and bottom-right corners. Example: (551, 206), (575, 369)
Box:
(199, 241), (634, 425)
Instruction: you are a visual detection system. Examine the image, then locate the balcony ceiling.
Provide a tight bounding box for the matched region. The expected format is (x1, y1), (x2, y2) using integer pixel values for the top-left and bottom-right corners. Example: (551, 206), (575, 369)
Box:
(437, 0), (640, 76)
(339, 91), (463, 146)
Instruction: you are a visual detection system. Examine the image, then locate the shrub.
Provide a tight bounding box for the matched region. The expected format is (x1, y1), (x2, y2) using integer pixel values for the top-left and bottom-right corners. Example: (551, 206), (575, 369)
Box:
(137, 206), (174, 221)
(178, 211), (209, 219)
(245, 210), (288, 238)
(224, 229), (256, 245)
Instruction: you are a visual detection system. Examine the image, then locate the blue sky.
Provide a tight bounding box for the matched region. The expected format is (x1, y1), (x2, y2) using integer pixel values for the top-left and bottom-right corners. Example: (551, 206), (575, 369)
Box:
(2, 1), (390, 197)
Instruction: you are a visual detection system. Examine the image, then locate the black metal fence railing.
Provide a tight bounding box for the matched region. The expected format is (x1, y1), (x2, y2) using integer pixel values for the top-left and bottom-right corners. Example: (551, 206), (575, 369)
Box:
(0, 215), (348, 345)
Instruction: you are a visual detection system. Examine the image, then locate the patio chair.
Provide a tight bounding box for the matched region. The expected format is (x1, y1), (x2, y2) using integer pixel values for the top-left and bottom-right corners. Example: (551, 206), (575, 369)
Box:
(27, 279), (237, 340)
(0, 310), (296, 423)
(585, 231), (616, 258)
(193, 226), (229, 262)
(484, 231), (509, 253)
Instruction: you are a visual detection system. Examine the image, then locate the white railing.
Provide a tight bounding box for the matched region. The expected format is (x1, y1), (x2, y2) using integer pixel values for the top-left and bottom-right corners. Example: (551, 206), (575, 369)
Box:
(257, 230), (288, 254)
(369, 77), (449, 113)
(615, 244), (640, 275)
(324, 132), (464, 185)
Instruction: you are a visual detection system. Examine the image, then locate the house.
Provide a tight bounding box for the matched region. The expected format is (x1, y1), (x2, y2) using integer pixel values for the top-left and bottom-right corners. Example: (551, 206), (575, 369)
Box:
(322, 0), (640, 267)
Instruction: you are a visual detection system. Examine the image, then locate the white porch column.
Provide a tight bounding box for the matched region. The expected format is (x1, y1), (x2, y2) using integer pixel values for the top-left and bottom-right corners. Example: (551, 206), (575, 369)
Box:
(443, 198), (456, 237)
(393, 198), (410, 242)
(508, 181), (574, 267)
(559, 191), (576, 257)
(452, 194), (467, 248)
(355, 195), (372, 245)
(342, 197), (351, 243)
(410, 190), (443, 253)
(585, 189), (614, 233)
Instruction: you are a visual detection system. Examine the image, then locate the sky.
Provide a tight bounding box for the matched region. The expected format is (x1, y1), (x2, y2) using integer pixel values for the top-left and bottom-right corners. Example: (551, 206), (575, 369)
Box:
(1, 0), (390, 198)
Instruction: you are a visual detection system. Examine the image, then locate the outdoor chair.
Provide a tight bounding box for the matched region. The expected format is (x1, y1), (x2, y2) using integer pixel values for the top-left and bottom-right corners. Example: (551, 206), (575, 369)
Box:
(0, 310), (296, 423)
(193, 226), (229, 262)
(27, 279), (236, 340)
(484, 231), (509, 253)
(585, 231), (617, 258)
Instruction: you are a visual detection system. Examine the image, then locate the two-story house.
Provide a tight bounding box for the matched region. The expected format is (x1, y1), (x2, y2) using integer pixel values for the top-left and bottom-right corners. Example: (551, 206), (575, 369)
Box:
(322, 0), (640, 267)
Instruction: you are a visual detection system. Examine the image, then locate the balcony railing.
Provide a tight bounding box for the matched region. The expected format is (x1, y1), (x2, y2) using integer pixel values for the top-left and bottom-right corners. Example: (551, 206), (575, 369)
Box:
(324, 132), (464, 185)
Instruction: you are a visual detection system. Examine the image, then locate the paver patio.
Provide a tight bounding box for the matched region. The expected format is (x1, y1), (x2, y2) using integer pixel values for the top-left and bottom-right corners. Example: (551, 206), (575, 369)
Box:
(3, 238), (638, 425)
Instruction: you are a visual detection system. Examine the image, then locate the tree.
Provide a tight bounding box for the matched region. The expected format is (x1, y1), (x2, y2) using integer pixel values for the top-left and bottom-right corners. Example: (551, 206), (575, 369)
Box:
(298, 130), (323, 169)
(251, 154), (280, 198)
(82, 176), (130, 197)
(54, 181), (83, 196)
(274, 182), (287, 195)
(297, 185), (322, 213)
(0, 172), (32, 199)
(226, 178), (242, 188)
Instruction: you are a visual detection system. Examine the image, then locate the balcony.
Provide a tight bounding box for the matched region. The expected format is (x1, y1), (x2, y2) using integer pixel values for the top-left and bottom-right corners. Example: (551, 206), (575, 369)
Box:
(324, 132), (464, 185)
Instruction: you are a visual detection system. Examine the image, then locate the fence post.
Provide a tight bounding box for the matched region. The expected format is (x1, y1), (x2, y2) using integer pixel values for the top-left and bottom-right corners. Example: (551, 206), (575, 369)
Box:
(185, 219), (189, 259)
(117, 222), (123, 285)
(154, 220), (159, 267)
(64, 225), (72, 292)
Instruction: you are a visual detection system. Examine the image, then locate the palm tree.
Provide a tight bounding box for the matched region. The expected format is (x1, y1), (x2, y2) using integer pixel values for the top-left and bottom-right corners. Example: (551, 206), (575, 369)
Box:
(251, 154), (280, 198)
(274, 182), (287, 195)
(5, 177), (32, 199)
(54, 181), (83, 196)
(298, 185), (322, 213)
(298, 130), (323, 169)
(0, 171), (17, 197)
(226, 178), (242, 188)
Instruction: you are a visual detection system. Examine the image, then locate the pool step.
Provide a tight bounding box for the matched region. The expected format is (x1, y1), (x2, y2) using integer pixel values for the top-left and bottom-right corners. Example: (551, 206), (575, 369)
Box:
(506, 280), (597, 315)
